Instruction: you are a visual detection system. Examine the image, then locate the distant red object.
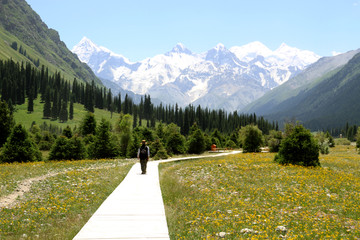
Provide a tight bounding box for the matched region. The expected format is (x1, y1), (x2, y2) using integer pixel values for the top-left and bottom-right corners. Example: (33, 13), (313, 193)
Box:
(211, 144), (217, 151)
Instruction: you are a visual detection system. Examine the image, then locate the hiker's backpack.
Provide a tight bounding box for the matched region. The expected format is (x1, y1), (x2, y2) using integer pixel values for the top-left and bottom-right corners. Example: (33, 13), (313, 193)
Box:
(139, 146), (148, 159)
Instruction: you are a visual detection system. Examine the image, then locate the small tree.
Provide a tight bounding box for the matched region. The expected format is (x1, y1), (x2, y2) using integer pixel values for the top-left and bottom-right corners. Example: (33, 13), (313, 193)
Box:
(267, 130), (283, 152)
(0, 124), (42, 163)
(62, 126), (73, 138)
(0, 100), (15, 147)
(126, 131), (141, 158)
(116, 114), (132, 157)
(165, 123), (185, 155)
(49, 135), (86, 161)
(275, 124), (320, 167)
(315, 132), (329, 155)
(239, 125), (263, 153)
(90, 118), (117, 159)
(152, 140), (169, 160)
(48, 136), (70, 160)
(81, 112), (96, 136)
(187, 129), (206, 154)
(325, 131), (335, 148)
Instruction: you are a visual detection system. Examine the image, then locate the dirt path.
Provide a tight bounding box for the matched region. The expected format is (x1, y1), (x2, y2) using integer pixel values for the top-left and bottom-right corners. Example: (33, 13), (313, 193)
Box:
(0, 172), (59, 209)
(0, 164), (129, 209)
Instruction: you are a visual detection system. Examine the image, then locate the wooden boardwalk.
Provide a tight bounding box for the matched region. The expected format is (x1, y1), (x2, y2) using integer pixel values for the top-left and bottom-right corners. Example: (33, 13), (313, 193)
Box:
(73, 151), (241, 239)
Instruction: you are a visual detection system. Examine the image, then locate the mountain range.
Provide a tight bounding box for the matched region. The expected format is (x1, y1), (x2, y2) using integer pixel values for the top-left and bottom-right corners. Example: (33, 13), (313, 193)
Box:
(72, 37), (320, 111)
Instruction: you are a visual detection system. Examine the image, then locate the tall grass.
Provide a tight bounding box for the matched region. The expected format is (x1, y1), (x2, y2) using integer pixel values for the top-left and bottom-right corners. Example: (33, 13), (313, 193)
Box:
(0, 159), (135, 239)
(160, 145), (360, 239)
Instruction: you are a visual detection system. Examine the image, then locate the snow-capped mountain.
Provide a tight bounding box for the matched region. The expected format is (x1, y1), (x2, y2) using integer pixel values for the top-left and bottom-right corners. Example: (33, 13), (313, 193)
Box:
(72, 37), (321, 111)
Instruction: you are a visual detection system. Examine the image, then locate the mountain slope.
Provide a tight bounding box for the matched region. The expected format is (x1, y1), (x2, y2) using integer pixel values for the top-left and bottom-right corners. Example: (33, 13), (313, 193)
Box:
(246, 50), (360, 130)
(0, 0), (101, 84)
(73, 38), (320, 111)
(243, 49), (360, 116)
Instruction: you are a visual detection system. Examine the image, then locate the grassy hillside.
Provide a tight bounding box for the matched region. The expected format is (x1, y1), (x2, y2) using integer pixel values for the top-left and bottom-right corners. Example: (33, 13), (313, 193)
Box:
(13, 98), (123, 131)
(0, 0), (101, 85)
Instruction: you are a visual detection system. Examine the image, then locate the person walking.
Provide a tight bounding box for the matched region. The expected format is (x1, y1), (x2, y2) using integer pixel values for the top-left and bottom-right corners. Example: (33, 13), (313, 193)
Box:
(137, 140), (150, 174)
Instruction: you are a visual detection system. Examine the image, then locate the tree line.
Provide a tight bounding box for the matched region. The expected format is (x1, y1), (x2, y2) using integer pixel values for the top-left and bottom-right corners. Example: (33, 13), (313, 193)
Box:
(0, 58), (279, 135)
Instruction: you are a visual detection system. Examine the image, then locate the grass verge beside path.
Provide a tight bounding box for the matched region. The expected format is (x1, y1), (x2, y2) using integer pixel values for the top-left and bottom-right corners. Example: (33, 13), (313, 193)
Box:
(0, 159), (135, 239)
(160, 145), (360, 239)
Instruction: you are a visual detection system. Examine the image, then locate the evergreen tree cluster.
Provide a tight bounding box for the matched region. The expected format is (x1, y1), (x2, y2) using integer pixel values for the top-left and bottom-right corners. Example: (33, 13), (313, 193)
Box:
(0, 59), (278, 134)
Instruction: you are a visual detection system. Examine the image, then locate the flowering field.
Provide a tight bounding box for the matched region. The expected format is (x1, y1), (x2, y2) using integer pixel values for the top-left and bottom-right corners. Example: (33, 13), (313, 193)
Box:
(160, 145), (360, 239)
(0, 159), (134, 239)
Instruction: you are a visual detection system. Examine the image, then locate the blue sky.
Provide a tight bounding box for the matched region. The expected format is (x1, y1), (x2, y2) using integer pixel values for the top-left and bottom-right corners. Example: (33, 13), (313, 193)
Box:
(27, 0), (360, 62)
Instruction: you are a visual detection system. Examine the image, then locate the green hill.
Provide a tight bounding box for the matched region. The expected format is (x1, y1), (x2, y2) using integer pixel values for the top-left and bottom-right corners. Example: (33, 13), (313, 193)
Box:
(0, 0), (101, 85)
(13, 98), (122, 131)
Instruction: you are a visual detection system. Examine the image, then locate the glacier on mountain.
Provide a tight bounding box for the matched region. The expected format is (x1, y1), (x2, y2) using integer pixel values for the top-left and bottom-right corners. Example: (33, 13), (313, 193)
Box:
(72, 37), (321, 111)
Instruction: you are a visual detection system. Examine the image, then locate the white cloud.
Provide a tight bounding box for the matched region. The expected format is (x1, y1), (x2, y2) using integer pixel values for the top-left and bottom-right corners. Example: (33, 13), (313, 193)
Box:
(354, 1), (360, 6)
(331, 51), (342, 56)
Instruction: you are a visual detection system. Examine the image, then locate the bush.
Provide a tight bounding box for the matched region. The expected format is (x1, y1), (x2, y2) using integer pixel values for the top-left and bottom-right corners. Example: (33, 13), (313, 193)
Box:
(226, 139), (237, 149)
(315, 132), (330, 155)
(48, 135), (86, 160)
(0, 100), (15, 147)
(334, 138), (351, 146)
(274, 124), (320, 167)
(165, 123), (186, 155)
(0, 124), (42, 163)
(239, 125), (263, 153)
(166, 131), (186, 155)
(187, 129), (206, 154)
(153, 140), (169, 160)
(267, 130), (283, 152)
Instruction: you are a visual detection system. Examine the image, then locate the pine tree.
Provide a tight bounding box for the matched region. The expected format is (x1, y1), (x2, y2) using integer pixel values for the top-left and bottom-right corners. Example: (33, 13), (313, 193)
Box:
(0, 100), (15, 147)
(90, 118), (117, 159)
(187, 128), (206, 154)
(43, 87), (51, 118)
(59, 101), (68, 123)
(274, 124), (320, 167)
(0, 124), (42, 163)
(69, 97), (74, 120)
(27, 88), (34, 113)
(80, 112), (97, 136)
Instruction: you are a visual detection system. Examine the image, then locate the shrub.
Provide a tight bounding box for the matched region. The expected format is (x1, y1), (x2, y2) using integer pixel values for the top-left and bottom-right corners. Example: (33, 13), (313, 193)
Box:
(267, 130), (283, 152)
(226, 139), (237, 149)
(334, 138), (351, 146)
(48, 136), (70, 160)
(48, 135), (86, 160)
(187, 129), (206, 154)
(166, 131), (186, 155)
(0, 124), (42, 163)
(165, 123), (186, 155)
(239, 125), (263, 153)
(0, 100), (15, 147)
(153, 140), (169, 160)
(126, 132), (141, 158)
(315, 132), (330, 155)
(274, 124), (320, 167)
